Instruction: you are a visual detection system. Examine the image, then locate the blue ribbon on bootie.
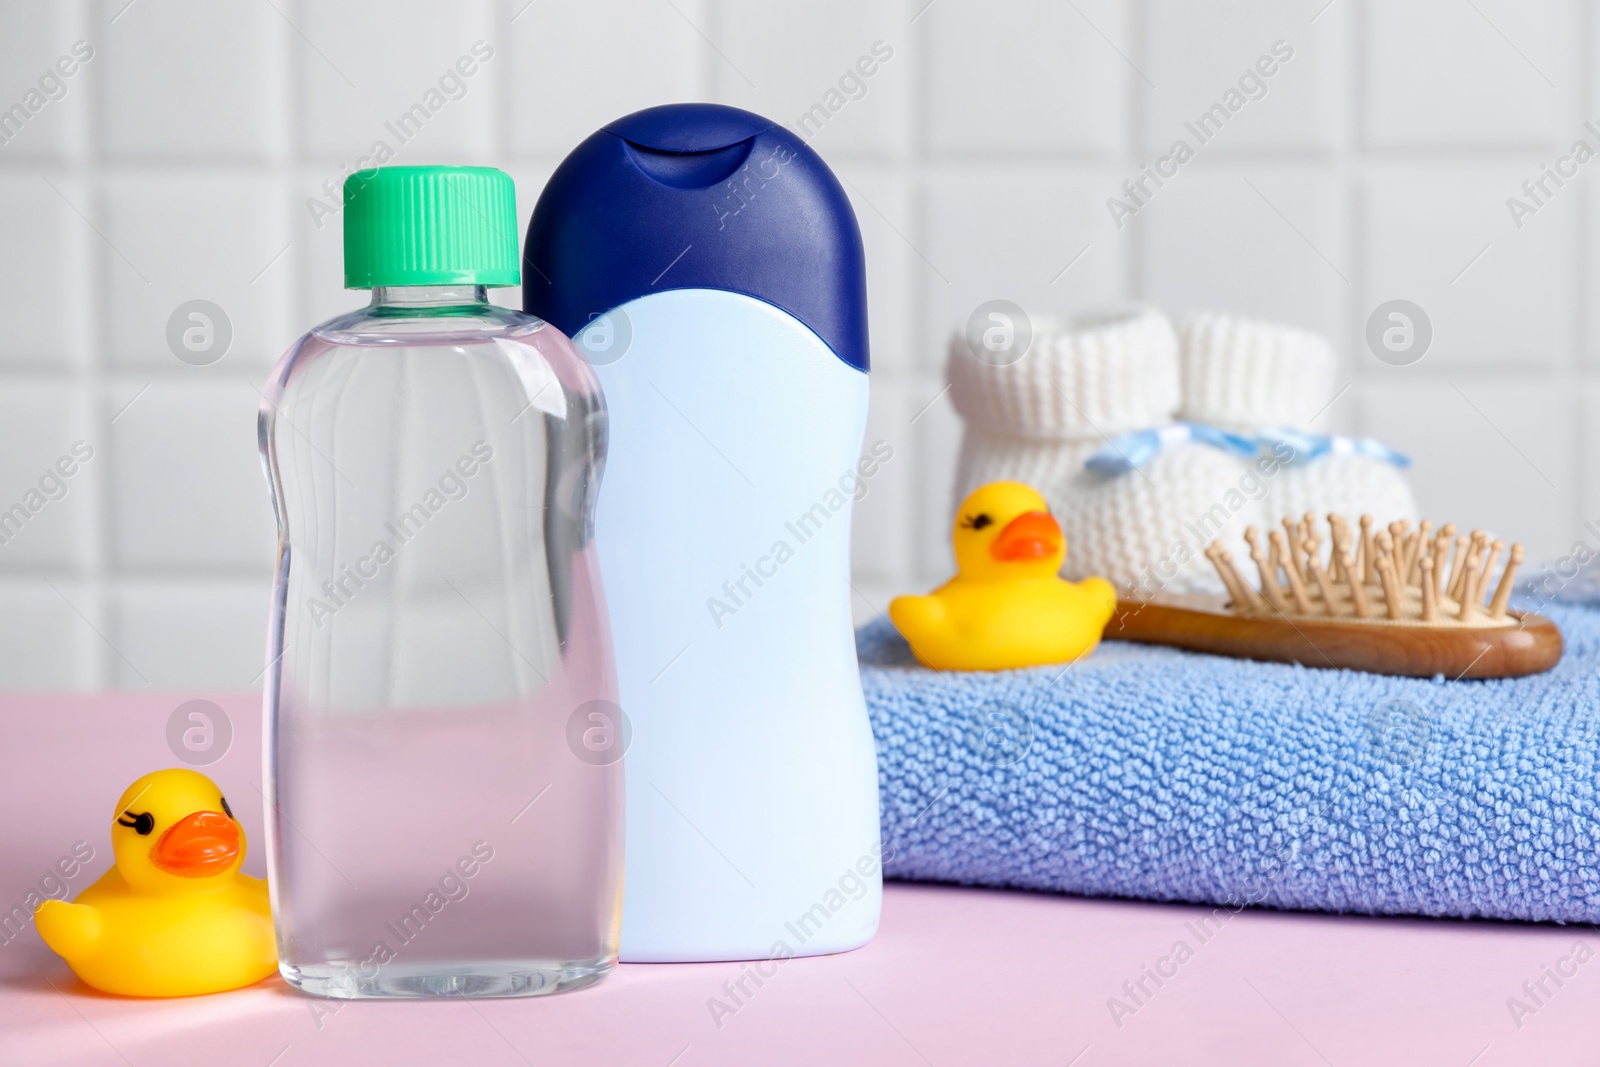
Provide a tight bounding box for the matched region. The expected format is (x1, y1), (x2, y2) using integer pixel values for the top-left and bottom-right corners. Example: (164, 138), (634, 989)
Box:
(1084, 422), (1258, 476)
(1257, 428), (1411, 468)
(1086, 422), (1412, 477)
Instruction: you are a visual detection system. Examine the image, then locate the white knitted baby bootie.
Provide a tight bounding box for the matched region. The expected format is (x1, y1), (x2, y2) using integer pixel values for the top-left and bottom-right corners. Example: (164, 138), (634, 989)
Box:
(1178, 312), (1418, 529)
(949, 306), (1261, 594)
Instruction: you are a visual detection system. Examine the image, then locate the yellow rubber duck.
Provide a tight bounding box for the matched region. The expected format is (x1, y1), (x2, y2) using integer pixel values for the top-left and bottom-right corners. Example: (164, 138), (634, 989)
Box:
(889, 481), (1117, 671)
(35, 768), (277, 996)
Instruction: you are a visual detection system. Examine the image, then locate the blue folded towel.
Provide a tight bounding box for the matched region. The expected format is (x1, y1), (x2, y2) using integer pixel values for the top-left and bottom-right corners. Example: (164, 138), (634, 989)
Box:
(861, 597), (1600, 922)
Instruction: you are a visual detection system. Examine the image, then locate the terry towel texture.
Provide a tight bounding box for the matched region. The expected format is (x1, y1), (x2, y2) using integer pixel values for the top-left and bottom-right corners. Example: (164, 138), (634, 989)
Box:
(861, 599), (1600, 923)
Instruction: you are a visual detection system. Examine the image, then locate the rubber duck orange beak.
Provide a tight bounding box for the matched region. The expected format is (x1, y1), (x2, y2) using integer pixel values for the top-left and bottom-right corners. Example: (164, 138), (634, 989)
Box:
(989, 511), (1062, 561)
(150, 811), (240, 878)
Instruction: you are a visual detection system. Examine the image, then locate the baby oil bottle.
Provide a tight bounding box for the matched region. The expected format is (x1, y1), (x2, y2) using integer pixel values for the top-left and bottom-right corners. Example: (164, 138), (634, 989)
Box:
(259, 166), (623, 998)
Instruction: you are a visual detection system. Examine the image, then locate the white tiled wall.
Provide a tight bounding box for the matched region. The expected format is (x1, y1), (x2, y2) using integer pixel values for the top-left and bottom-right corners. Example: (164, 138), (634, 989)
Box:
(0, 0), (1590, 689)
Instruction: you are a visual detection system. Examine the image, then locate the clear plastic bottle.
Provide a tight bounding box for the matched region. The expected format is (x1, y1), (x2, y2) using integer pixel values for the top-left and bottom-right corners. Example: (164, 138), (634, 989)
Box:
(258, 167), (623, 999)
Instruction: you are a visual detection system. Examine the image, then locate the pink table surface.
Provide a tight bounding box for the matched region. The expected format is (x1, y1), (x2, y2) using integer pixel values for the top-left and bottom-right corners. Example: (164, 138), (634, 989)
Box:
(1, 694), (1595, 1066)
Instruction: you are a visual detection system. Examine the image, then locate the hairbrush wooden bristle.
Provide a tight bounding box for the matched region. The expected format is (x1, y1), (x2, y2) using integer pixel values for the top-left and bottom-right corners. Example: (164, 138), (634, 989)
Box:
(1205, 513), (1521, 625)
(1110, 513), (1561, 679)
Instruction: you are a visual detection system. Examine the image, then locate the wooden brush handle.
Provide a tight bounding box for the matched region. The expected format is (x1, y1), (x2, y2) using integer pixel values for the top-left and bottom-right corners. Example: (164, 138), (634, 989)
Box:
(1110, 592), (1562, 680)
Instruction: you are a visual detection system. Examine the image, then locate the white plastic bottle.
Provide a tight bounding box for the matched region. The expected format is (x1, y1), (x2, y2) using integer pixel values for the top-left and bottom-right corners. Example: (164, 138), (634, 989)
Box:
(525, 105), (882, 962)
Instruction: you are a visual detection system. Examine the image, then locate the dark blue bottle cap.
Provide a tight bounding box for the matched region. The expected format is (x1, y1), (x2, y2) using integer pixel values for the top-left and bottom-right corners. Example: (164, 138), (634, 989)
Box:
(524, 103), (869, 372)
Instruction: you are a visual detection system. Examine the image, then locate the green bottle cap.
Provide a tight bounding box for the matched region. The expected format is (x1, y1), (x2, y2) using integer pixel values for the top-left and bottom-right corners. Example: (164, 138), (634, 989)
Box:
(342, 166), (520, 289)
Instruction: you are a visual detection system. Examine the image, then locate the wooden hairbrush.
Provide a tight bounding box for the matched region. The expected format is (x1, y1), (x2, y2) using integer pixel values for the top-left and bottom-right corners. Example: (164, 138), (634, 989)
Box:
(1109, 513), (1562, 679)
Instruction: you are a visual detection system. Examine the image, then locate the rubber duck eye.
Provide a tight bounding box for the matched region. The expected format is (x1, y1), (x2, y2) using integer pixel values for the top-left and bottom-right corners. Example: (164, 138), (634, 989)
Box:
(118, 811), (155, 836)
(966, 513), (993, 531)
(220, 796), (233, 820)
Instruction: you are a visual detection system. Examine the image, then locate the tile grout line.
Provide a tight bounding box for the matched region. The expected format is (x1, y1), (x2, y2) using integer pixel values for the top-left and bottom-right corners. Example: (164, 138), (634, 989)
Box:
(83, 0), (111, 689)
(1339, 0), (1358, 433)
(1569, 0), (1590, 541)
(1129, 0), (1146, 301)
(905, 0), (935, 590)
(901, 0), (923, 595)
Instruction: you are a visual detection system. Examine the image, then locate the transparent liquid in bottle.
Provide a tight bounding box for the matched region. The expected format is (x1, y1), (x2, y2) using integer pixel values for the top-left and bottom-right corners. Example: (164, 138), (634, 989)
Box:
(259, 286), (623, 998)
